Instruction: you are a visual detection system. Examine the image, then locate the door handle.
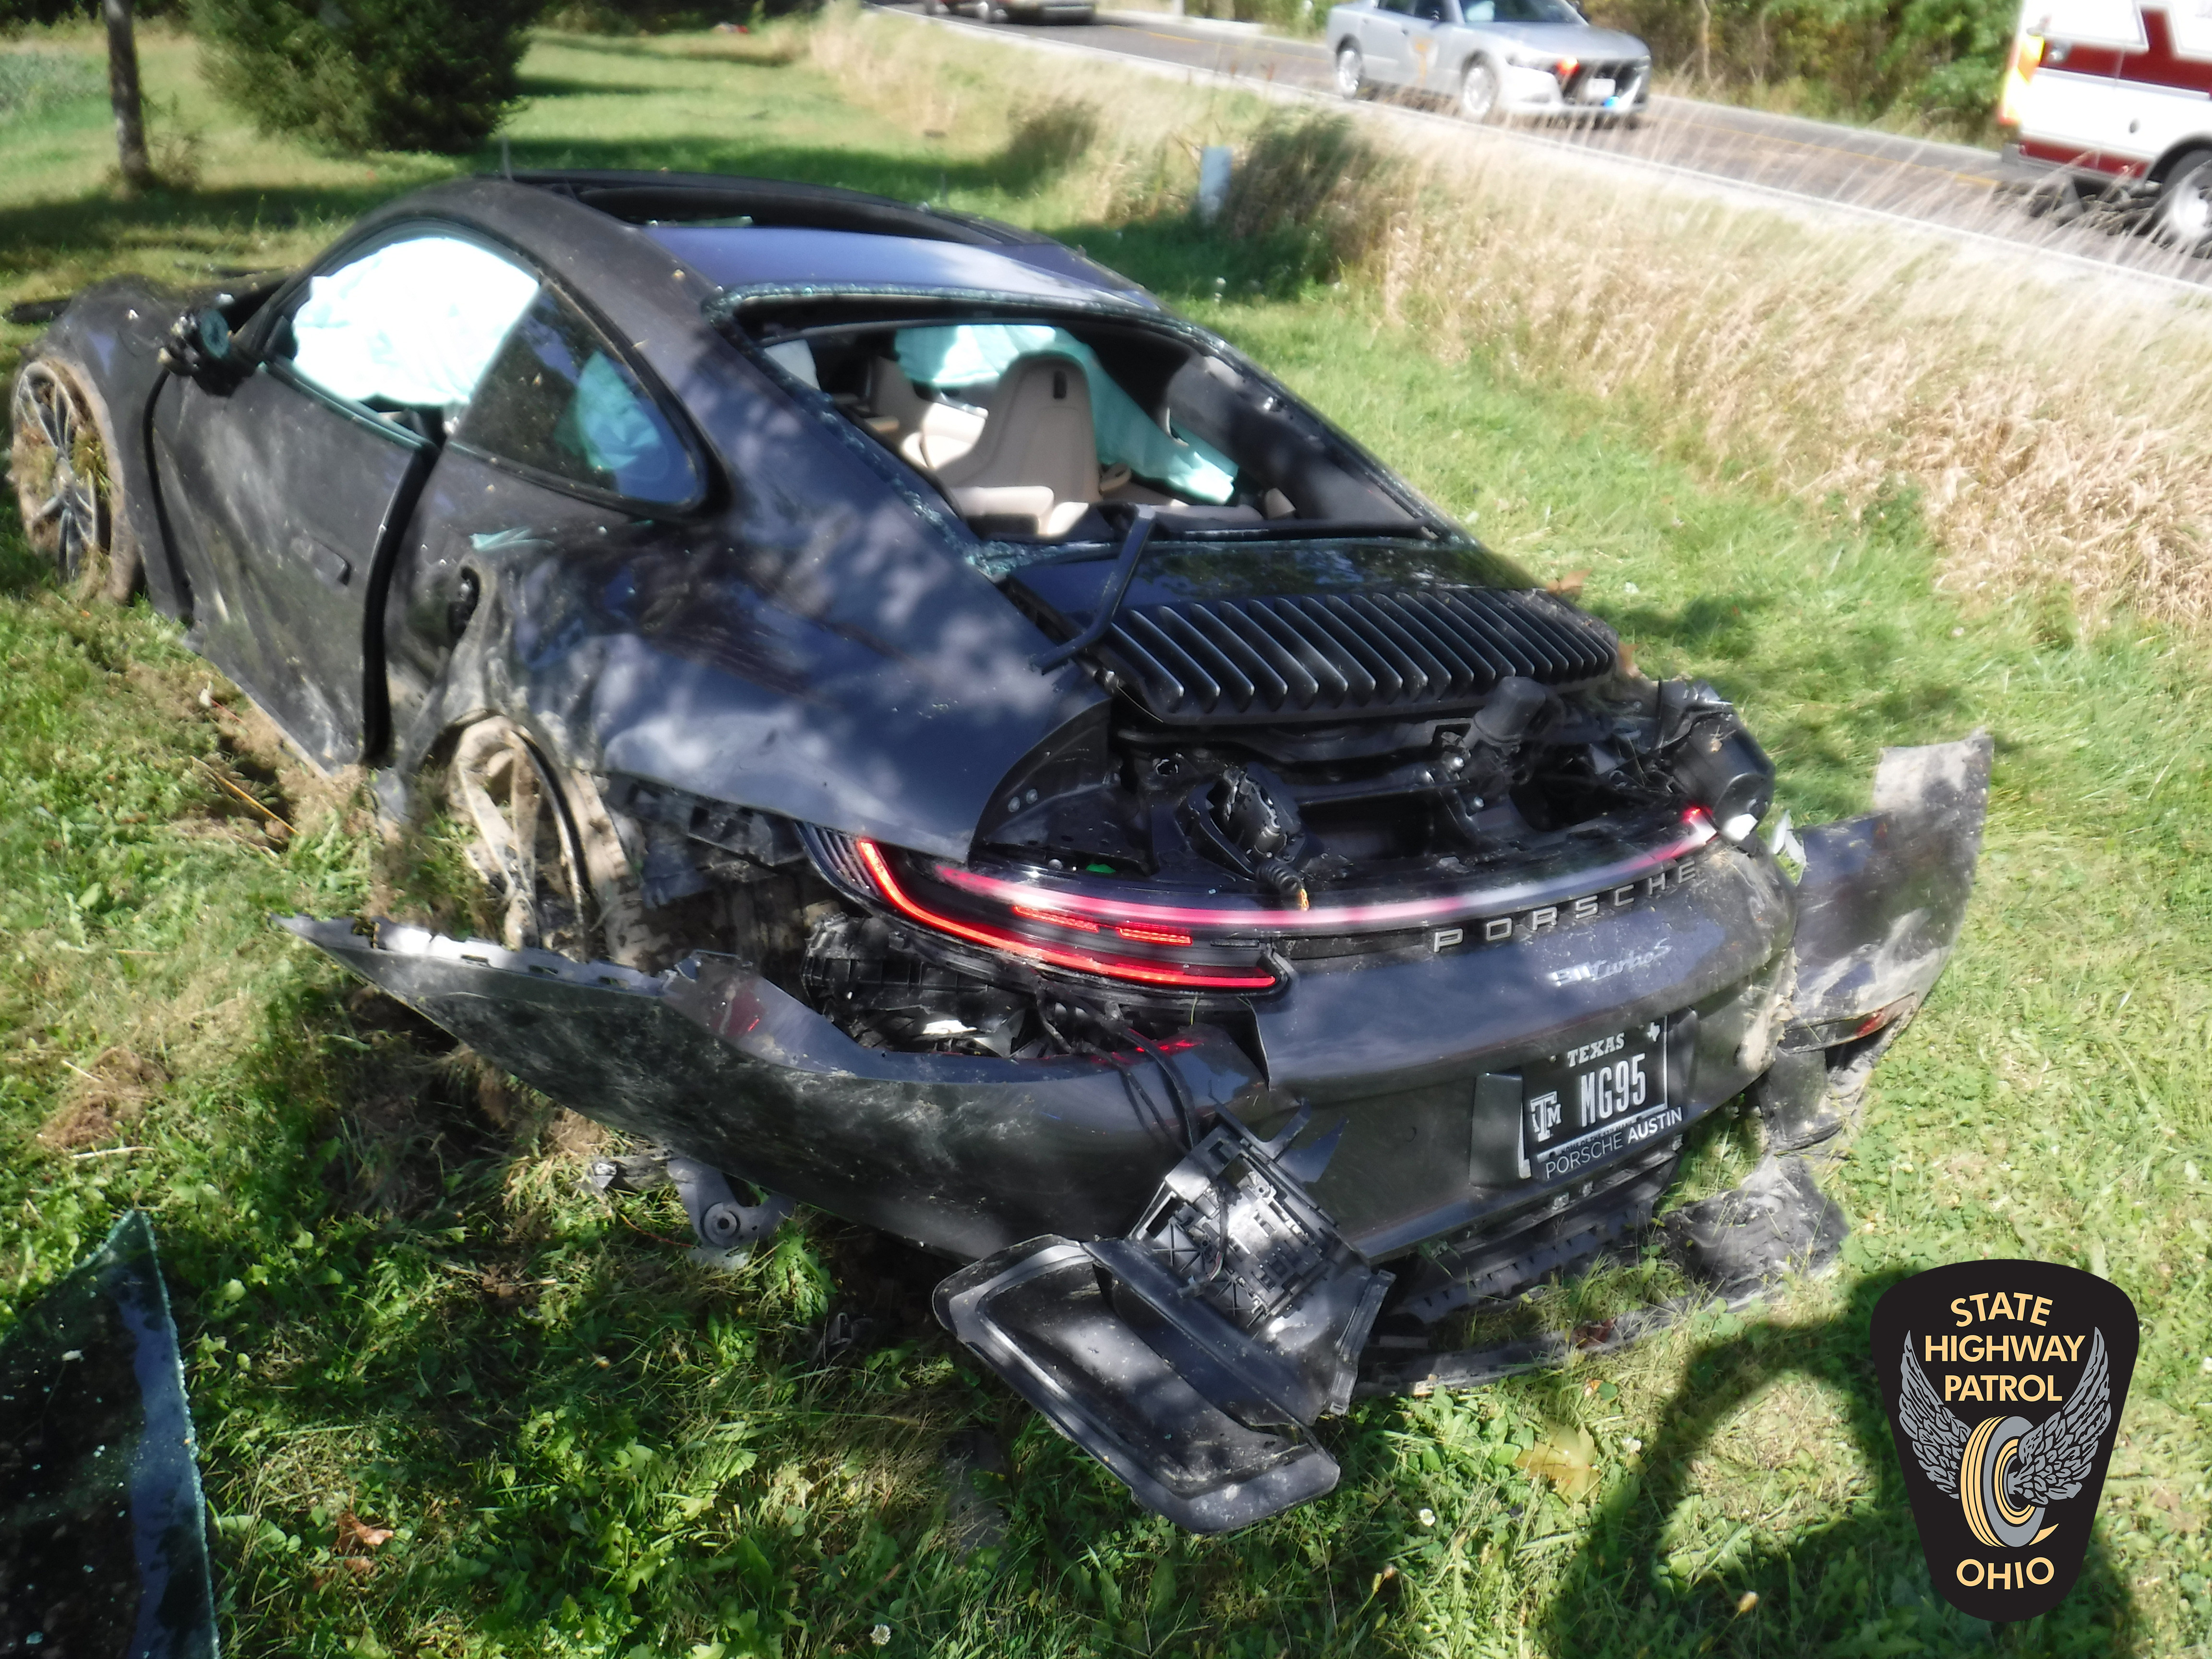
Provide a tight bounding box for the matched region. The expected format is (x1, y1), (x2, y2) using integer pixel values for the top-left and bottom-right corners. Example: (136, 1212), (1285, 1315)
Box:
(289, 534), (352, 589)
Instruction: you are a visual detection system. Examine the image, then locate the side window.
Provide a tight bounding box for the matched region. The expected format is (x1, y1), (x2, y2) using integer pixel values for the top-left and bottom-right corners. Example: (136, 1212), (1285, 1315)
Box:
(456, 288), (701, 507)
(1382, 0), (1419, 14)
(283, 235), (540, 415)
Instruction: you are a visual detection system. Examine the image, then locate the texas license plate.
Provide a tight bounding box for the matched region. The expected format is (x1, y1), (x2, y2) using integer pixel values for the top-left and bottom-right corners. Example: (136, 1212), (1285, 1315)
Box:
(1519, 1019), (1678, 1182)
(1583, 76), (1617, 102)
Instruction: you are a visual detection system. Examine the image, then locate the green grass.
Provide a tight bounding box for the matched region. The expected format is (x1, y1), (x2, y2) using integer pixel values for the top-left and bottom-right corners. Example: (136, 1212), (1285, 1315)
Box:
(0, 19), (2208, 1659)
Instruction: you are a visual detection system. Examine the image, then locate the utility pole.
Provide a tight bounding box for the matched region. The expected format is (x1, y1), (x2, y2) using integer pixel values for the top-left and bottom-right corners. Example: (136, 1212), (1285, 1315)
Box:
(103, 0), (153, 192)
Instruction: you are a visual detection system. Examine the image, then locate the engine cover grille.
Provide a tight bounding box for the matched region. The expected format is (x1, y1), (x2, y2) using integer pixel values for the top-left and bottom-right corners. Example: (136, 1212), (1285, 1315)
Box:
(1091, 587), (1619, 724)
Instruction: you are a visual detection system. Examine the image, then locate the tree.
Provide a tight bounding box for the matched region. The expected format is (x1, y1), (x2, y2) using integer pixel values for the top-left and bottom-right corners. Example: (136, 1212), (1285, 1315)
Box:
(190, 0), (543, 154)
(103, 0), (151, 190)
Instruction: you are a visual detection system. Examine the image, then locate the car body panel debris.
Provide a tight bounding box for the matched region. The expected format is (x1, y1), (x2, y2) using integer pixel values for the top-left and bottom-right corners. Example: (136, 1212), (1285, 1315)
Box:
(0, 1212), (218, 1659)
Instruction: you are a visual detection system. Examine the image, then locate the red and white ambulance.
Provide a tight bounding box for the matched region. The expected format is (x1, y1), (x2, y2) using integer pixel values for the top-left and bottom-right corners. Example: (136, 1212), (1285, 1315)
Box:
(1997, 0), (2212, 242)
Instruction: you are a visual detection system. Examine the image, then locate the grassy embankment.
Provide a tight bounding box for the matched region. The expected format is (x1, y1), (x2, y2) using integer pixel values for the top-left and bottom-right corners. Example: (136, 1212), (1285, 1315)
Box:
(0, 13), (2207, 1658)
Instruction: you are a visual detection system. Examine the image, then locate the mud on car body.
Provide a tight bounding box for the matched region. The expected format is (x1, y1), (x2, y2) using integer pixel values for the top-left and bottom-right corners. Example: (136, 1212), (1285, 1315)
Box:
(13, 170), (1990, 1531)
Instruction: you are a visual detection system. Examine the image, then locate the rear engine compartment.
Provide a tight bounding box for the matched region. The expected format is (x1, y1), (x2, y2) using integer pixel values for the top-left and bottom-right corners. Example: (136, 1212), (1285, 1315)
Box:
(588, 649), (1773, 1064)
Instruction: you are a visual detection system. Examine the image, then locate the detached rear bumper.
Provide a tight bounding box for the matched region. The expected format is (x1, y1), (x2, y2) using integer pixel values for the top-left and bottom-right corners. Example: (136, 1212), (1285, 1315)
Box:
(285, 832), (1793, 1264)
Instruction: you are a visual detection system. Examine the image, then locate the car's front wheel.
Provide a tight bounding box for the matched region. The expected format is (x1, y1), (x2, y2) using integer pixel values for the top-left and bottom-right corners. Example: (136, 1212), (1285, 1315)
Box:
(1458, 57), (1502, 121)
(2151, 148), (2212, 253)
(1335, 44), (1369, 99)
(10, 357), (134, 602)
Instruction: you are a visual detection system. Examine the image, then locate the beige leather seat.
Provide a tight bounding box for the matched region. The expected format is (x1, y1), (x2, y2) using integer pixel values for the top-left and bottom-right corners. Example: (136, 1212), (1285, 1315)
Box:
(934, 352), (1101, 536)
(865, 358), (986, 473)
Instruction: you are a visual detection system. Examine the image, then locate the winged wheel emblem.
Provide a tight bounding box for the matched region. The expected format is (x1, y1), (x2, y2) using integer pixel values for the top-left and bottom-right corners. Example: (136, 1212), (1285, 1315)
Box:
(1897, 1328), (2112, 1549)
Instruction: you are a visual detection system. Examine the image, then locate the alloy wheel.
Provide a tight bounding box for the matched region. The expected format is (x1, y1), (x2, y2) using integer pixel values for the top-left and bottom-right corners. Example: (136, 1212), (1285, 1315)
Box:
(10, 361), (108, 591)
(450, 719), (596, 956)
(1335, 45), (1364, 98)
(1460, 59), (1501, 121)
(2153, 154), (2212, 253)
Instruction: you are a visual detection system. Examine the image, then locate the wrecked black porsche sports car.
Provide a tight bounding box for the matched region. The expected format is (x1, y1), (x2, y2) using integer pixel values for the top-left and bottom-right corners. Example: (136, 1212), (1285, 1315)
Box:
(15, 169), (1989, 1532)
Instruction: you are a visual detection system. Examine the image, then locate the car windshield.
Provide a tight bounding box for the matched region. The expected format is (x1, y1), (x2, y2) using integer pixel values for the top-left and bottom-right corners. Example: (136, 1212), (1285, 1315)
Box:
(750, 308), (1438, 552)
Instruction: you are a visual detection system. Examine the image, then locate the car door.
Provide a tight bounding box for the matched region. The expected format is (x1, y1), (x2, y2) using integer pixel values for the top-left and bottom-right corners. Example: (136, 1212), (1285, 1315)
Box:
(149, 228), (541, 770)
(1359, 0), (1417, 83)
(375, 276), (709, 748)
(1405, 0), (1452, 88)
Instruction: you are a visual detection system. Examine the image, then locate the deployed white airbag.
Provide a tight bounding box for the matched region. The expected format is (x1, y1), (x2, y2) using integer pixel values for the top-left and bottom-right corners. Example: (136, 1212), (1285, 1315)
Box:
(290, 236), (541, 410)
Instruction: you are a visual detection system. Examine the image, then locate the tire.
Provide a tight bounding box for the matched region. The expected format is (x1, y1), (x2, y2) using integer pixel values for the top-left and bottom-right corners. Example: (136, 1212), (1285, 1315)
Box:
(2150, 148), (2212, 252)
(10, 357), (137, 602)
(1458, 57), (1502, 122)
(2022, 173), (2083, 225)
(1335, 43), (1368, 99)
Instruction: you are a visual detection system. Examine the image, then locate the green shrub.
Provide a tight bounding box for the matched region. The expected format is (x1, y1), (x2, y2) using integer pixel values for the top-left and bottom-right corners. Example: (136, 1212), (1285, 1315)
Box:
(1223, 111), (1399, 274)
(188, 0), (542, 153)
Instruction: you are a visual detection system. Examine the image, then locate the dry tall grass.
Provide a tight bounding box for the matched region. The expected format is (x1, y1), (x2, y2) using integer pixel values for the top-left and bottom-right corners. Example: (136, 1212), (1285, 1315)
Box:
(1360, 177), (2212, 631)
(812, 4), (2212, 633)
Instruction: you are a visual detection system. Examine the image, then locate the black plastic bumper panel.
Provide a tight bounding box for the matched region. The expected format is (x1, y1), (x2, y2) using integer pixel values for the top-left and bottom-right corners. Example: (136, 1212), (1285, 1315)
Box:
(935, 1241), (1340, 1534)
(278, 919), (1262, 1261)
(934, 1112), (1391, 1532)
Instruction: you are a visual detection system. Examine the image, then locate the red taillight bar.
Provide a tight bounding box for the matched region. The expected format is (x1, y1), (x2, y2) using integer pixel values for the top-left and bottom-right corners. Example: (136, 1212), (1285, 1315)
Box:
(1115, 924), (1194, 946)
(1012, 904), (1099, 932)
(931, 810), (1719, 935)
(854, 840), (1279, 992)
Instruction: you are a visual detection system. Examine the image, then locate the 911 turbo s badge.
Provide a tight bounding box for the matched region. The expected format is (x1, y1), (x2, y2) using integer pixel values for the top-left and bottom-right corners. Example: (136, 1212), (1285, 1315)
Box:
(1872, 1262), (2138, 1620)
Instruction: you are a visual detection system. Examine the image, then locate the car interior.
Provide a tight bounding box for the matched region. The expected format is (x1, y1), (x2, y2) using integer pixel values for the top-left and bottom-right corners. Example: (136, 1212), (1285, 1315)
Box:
(750, 309), (1424, 544)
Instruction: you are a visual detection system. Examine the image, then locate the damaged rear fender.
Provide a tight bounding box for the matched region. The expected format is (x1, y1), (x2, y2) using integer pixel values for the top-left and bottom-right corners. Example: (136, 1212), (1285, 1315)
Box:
(1759, 732), (1993, 1149)
(1789, 731), (1993, 1031)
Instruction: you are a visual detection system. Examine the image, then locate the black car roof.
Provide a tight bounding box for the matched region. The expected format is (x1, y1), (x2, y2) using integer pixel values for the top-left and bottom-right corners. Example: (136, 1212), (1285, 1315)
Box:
(507, 168), (1148, 307)
(510, 168), (1052, 247)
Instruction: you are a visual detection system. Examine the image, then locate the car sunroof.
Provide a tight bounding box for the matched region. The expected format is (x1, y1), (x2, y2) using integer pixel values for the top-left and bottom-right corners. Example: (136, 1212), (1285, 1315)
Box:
(645, 225), (1111, 303)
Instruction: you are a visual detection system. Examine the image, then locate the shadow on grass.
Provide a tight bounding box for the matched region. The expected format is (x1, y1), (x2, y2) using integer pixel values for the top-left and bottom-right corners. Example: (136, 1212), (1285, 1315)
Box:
(1528, 1272), (2139, 1657)
(0, 180), (424, 286)
(513, 74), (675, 100)
(0, 517), (48, 597)
(149, 963), (965, 1646)
(532, 30), (807, 67)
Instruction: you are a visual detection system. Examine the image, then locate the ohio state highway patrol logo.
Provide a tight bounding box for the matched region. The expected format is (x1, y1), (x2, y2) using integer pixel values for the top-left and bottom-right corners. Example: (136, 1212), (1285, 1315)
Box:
(1872, 1262), (2138, 1620)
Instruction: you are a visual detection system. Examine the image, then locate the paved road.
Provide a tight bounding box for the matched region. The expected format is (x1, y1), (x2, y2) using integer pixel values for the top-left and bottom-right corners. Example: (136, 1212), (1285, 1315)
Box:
(890, 4), (2212, 292)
